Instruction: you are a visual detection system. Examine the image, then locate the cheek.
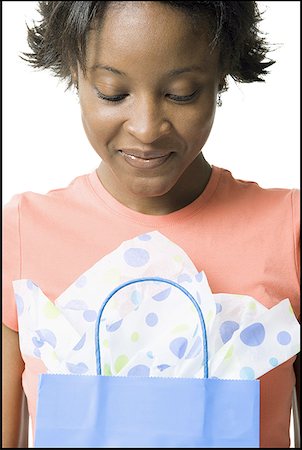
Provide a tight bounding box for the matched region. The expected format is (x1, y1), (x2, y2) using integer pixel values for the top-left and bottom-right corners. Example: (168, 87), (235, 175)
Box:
(80, 99), (122, 148)
(179, 102), (216, 147)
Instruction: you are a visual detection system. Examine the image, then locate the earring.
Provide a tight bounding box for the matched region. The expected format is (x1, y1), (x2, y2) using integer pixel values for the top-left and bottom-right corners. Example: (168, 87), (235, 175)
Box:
(217, 92), (222, 107)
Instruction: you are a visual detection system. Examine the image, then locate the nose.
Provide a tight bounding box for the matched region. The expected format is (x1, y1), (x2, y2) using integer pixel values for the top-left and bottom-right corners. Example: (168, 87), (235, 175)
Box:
(124, 95), (172, 144)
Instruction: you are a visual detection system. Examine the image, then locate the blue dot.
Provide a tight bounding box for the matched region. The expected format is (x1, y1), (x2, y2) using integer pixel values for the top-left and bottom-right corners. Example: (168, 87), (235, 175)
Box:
(269, 357), (278, 367)
(240, 322), (265, 346)
(15, 294), (24, 315)
(240, 367), (255, 380)
(215, 303), (222, 313)
(220, 321), (239, 344)
(138, 234), (152, 241)
(131, 290), (142, 306)
(83, 310), (97, 322)
(145, 312), (158, 327)
(277, 331), (291, 345)
(124, 248), (150, 267)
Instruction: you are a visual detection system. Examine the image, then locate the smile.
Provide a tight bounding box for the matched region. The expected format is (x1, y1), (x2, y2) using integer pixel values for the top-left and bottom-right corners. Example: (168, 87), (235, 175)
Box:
(119, 150), (172, 169)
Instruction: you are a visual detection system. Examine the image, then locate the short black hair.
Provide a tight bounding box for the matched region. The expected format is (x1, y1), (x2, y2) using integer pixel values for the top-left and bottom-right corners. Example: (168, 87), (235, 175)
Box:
(21, 1), (276, 92)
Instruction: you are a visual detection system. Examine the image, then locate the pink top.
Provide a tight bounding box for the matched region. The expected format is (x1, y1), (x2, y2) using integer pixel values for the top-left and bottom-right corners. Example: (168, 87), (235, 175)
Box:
(2, 165), (300, 447)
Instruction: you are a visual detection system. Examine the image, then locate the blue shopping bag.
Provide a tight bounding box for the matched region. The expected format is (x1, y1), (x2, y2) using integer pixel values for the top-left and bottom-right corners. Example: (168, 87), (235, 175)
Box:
(34, 277), (260, 448)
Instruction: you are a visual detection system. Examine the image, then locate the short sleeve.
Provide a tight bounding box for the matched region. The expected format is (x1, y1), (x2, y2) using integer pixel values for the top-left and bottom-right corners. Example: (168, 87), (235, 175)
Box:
(2, 194), (22, 331)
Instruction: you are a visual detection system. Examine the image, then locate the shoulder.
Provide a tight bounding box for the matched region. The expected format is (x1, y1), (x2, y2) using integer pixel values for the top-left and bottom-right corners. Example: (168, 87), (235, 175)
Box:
(3, 173), (91, 219)
(217, 167), (300, 217)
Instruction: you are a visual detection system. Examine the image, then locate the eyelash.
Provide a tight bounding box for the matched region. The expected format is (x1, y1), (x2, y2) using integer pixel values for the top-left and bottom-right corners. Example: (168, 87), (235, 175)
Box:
(95, 89), (199, 104)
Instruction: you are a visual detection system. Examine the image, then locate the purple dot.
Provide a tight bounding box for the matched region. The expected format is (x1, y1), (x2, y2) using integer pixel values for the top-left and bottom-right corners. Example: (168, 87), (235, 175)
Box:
(106, 319), (123, 332)
(185, 336), (202, 359)
(277, 331), (291, 345)
(138, 234), (152, 241)
(196, 291), (201, 304)
(152, 287), (171, 301)
(215, 303), (222, 313)
(83, 310), (97, 322)
(27, 280), (36, 290)
(65, 299), (87, 310)
(145, 312), (158, 327)
(169, 337), (188, 359)
(124, 248), (150, 267)
(66, 362), (89, 374)
(220, 321), (240, 344)
(195, 272), (203, 282)
(36, 329), (57, 348)
(157, 364), (170, 372)
(15, 294), (24, 315)
(75, 276), (87, 288)
(73, 334), (86, 351)
(177, 273), (192, 283)
(32, 337), (44, 348)
(240, 322), (265, 346)
(33, 347), (41, 358)
(127, 364), (150, 376)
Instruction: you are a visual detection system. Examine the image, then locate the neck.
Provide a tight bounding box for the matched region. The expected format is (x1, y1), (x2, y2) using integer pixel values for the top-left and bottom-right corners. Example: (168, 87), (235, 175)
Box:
(97, 154), (212, 215)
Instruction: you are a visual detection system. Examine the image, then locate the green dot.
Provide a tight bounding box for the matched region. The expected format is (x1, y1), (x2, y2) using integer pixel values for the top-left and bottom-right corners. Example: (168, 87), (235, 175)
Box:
(131, 332), (140, 342)
(224, 345), (234, 360)
(43, 302), (61, 319)
(114, 355), (129, 373)
(104, 363), (112, 376)
(248, 301), (256, 311)
(172, 324), (189, 333)
(206, 310), (213, 322)
(103, 339), (109, 348)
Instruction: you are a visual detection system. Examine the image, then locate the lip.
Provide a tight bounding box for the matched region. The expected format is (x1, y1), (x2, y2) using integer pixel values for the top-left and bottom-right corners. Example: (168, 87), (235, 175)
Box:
(118, 149), (173, 169)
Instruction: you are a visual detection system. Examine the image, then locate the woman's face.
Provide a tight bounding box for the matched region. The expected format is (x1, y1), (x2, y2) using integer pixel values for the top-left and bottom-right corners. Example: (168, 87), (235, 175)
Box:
(77, 1), (222, 213)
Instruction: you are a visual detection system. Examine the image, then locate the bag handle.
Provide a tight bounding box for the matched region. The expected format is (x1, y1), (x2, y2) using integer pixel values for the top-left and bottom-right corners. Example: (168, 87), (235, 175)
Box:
(95, 277), (209, 378)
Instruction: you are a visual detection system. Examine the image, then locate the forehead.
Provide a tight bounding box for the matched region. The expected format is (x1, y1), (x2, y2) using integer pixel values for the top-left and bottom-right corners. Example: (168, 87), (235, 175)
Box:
(86, 1), (219, 72)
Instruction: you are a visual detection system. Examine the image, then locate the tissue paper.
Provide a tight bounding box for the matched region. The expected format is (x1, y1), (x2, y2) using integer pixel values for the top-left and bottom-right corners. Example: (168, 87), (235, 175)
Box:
(14, 231), (300, 380)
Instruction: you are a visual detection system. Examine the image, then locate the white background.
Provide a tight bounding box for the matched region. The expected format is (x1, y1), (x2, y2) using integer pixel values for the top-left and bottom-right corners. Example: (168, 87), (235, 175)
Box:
(2, 1), (300, 206)
(2, 2), (300, 447)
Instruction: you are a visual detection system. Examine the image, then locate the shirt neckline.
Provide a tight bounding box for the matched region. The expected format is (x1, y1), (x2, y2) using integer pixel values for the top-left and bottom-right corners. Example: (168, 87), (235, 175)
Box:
(86, 165), (221, 227)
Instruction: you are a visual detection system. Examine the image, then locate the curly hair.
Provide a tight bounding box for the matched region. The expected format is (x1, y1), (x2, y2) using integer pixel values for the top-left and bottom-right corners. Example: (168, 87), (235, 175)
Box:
(21, 1), (276, 92)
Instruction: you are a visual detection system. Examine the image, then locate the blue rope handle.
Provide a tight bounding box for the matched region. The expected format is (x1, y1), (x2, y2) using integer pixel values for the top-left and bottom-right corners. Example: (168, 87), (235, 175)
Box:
(95, 277), (209, 378)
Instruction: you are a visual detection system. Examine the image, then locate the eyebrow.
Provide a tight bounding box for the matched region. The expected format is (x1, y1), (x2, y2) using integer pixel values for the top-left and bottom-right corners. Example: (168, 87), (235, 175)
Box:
(90, 63), (207, 77)
(90, 64), (127, 76)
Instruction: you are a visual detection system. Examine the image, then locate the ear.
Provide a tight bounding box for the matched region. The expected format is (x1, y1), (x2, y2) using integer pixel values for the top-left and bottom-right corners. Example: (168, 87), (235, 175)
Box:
(70, 68), (79, 90)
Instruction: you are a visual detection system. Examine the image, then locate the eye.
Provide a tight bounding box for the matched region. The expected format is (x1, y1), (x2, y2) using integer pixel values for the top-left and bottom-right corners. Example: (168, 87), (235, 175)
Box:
(95, 89), (127, 103)
(167, 90), (199, 103)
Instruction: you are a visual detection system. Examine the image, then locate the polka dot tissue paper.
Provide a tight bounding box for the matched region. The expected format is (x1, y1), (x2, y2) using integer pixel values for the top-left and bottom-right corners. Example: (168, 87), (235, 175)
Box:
(14, 231), (300, 381)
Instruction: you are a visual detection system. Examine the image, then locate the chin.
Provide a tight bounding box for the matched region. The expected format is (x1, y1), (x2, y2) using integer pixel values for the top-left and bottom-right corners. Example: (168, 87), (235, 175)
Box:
(129, 177), (177, 198)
